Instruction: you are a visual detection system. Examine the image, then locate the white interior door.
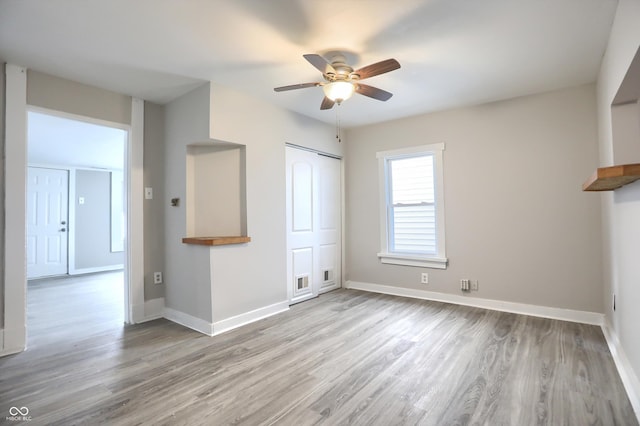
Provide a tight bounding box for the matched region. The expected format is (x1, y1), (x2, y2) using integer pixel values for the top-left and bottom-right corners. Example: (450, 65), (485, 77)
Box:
(27, 166), (69, 278)
(286, 146), (341, 304)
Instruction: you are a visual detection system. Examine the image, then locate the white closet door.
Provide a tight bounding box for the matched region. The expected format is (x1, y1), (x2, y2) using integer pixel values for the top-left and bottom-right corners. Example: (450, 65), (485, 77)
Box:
(286, 147), (341, 304)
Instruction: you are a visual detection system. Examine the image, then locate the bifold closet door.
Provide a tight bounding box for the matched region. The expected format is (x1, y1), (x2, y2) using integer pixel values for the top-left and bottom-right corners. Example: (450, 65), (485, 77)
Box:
(285, 147), (341, 305)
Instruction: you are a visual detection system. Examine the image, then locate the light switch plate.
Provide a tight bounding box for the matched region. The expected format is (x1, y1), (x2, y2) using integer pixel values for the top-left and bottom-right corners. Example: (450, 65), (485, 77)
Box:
(145, 187), (153, 199)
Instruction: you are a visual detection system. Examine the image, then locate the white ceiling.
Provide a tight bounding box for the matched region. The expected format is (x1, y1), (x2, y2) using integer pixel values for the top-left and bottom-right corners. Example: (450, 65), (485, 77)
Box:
(0, 0), (618, 128)
(28, 111), (125, 170)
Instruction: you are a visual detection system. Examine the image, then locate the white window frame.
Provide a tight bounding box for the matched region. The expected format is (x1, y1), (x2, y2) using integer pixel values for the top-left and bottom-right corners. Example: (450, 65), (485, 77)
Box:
(377, 143), (447, 269)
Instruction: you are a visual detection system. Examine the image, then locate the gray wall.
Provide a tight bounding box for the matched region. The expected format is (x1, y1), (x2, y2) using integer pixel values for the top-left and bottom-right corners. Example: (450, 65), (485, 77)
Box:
(27, 70), (131, 125)
(163, 82), (342, 324)
(164, 84), (213, 321)
(75, 169), (124, 269)
(345, 84), (603, 313)
(143, 102), (165, 300)
(597, 0), (640, 403)
(207, 83), (342, 322)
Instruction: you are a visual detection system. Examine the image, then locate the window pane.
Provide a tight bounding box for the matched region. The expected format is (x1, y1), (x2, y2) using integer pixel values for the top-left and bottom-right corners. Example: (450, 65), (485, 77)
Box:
(390, 155), (434, 205)
(392, 204), (436, 254)
(389, 154), (436, 255)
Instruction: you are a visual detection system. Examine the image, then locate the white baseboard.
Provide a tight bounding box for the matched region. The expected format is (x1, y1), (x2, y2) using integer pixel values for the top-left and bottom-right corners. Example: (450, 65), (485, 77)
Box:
(212, 301), (289, 336)
(140, 298), (165, 322)
(69, 265), (124, 275)
(345, 281), (604, 325)
(601, 322), (640, 421)
(164, 307), (214, 336)
(162, 301), (289, 338)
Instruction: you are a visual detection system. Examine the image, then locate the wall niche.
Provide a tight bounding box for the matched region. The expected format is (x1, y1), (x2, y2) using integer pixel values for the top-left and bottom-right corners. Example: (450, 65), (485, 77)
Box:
(185, 142), (247, 238)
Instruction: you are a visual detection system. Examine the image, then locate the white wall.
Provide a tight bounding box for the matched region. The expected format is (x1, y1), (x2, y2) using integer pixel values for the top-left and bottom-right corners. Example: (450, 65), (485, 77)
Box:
(345, 84), (602, 313)
(597, 0), (640, 410)
(163, 81), (341, 326)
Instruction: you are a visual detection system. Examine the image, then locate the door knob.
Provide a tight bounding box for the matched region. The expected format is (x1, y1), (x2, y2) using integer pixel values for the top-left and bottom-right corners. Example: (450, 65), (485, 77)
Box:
(61, 221), (66, 225)
(60, 228), (66, 232)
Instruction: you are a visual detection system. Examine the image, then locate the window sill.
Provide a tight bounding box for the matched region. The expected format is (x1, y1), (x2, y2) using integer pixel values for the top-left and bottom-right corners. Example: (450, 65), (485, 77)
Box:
(377, 252), (448, 269)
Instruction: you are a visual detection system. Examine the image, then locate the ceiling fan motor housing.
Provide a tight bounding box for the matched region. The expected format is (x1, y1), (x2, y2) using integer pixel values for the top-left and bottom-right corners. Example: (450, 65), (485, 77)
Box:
(324, 54), (357, 82)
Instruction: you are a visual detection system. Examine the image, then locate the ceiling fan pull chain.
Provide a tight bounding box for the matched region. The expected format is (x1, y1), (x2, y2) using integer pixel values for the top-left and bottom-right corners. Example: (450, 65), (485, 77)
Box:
(335, 104), (342, 143)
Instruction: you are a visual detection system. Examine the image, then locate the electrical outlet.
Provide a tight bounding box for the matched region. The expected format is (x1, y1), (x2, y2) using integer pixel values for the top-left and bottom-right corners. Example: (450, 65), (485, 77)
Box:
(421, 273), (429, 284)
(460, 279), (470, 292)
(153, 272), (163, 285)
(471, 280), (479, 291)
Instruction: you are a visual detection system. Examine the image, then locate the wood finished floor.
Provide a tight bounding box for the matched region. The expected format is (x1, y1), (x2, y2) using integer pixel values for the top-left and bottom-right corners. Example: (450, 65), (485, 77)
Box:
(0, 274), (637, 425)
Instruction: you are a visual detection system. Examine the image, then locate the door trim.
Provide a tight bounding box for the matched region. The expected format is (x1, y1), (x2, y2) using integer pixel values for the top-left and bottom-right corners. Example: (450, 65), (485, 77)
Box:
(3, 64), (28, 355)
(285, 142), (343, 160)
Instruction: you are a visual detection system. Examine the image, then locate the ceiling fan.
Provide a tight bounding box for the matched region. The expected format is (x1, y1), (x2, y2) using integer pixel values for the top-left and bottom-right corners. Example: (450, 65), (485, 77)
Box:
(274, 53), (401, 110)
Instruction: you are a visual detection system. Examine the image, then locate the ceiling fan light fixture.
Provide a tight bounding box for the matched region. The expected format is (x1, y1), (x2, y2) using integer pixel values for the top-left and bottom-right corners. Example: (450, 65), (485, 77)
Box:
(322, 81), (355, 103)
(273, 54), (400, 110)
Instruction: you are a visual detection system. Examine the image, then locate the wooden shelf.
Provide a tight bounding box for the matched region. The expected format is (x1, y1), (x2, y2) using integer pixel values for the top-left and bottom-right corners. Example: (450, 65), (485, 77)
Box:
(182, 236), (251, 246)
(582, 163), (640, 191)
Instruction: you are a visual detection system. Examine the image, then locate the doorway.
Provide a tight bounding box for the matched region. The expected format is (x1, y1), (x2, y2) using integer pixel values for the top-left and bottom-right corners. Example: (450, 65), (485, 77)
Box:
(26, 109), (127, 324)
(285, 145), (342, 304)
(2, 65), (144, 356)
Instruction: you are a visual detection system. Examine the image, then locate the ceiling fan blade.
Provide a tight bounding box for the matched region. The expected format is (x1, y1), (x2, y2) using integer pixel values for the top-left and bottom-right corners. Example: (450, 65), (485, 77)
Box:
(320, 97), (335, 110)
(304, 54), (336, 75)
(353, 59), (400, 80)
(274, 82), (319, 92)
(355, 84), (393, 101)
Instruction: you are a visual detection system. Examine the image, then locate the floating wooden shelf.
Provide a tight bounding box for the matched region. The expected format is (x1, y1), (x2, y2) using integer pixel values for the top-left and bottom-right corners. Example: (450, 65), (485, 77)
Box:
(182, 236), (251, 246)
(582, 163), (640, 191)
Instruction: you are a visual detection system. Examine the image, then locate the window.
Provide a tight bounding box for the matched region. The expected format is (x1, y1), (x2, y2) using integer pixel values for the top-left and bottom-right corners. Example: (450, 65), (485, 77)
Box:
(377, 143), (447, 268)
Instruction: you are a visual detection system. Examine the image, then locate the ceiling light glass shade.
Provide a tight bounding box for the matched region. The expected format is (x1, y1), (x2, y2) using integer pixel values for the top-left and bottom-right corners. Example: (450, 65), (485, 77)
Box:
(323, 81), (355, 102)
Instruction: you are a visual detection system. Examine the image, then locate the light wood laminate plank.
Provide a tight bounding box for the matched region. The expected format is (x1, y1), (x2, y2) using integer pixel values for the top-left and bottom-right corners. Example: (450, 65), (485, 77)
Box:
(0, 275), (636, 425)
